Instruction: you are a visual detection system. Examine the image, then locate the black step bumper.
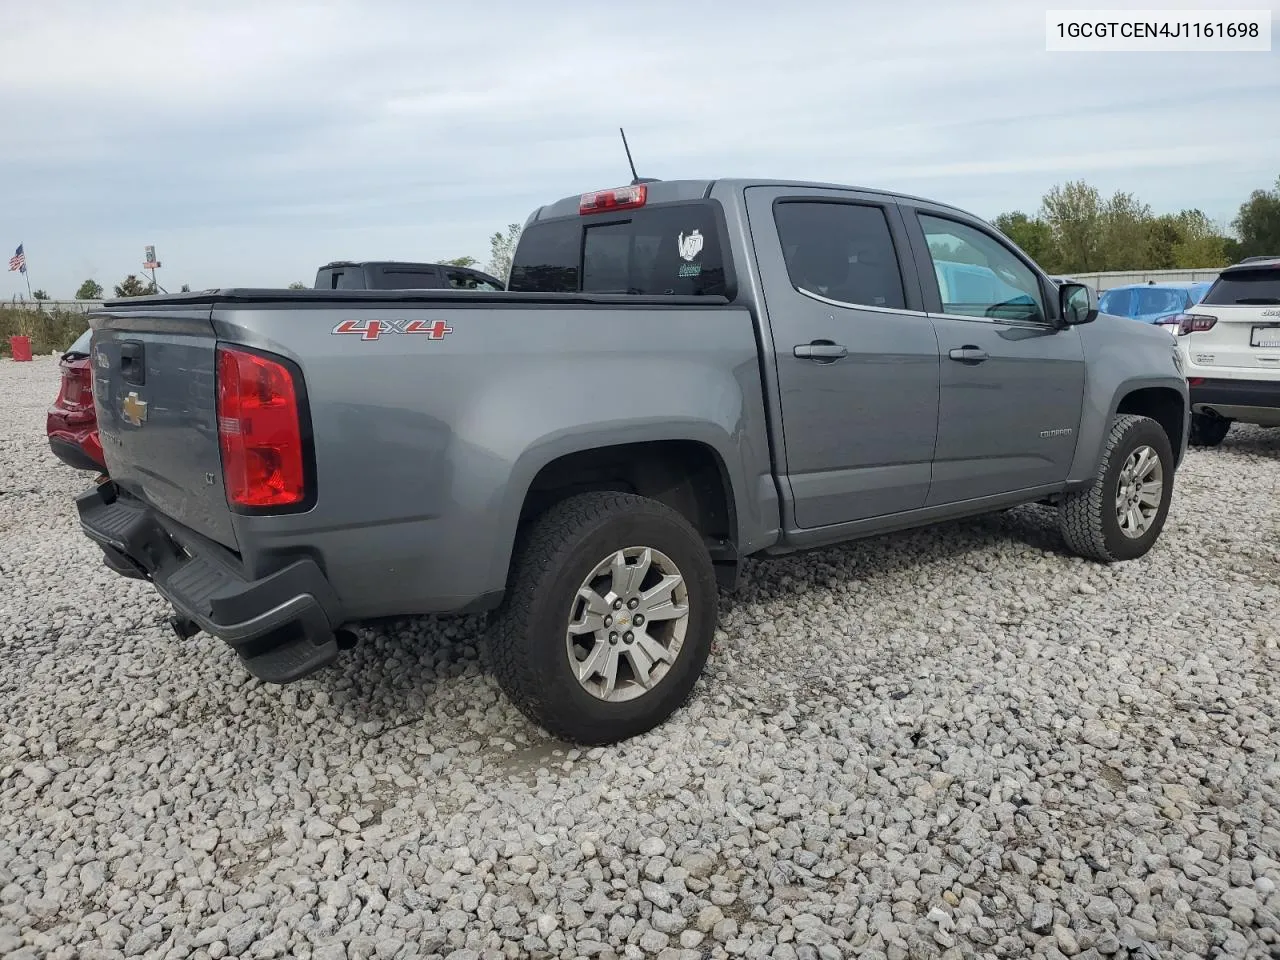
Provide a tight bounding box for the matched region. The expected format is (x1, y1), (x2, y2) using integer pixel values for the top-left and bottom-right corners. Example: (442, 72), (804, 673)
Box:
(1189, 377), (1280, 411)
(76, 481), (343, 683)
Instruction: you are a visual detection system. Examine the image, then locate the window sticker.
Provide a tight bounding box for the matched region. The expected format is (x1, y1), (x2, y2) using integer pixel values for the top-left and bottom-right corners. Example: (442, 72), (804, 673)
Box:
(677, 229), (704, 278)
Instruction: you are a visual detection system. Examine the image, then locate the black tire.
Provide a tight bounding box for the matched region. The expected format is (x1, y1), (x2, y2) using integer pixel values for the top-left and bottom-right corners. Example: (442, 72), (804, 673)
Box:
(488, 491), (718, 745)
(1188, 412), (1231, 447)
(1058, 414), (1174, 563)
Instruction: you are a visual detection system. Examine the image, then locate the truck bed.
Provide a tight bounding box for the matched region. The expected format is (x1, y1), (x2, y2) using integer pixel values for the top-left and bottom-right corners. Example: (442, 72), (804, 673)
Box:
(84, 290), (776, 683)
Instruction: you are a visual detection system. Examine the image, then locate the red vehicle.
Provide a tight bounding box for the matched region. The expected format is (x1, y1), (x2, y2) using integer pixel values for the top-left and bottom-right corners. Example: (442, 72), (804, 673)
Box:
(47, 328), (106, 473)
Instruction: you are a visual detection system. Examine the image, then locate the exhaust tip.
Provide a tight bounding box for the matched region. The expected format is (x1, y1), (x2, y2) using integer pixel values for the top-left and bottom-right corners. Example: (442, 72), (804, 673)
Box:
(334, 628), (359, 651)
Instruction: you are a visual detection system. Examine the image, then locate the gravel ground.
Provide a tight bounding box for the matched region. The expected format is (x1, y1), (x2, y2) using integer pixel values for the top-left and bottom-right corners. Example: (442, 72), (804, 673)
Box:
(2, 354), (1278, 960)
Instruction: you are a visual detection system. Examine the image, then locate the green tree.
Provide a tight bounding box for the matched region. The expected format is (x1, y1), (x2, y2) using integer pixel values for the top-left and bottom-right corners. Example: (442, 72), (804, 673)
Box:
(1040, 180), (1104, 272)
(287, 281), (307, 290)
(1170, 210), (1229, 268)
(1145, 213), (1183, 269)
(114, 274), (156, 297)
(1098, 191), (1153, 271)
(1232, 176), (1280, 259)
(993, 212), (1057, 270)
(32, 289), (49, 300)
(75, 279), (104, 299)
(487, 223), (522, 283)
(442, 256), (478, 268)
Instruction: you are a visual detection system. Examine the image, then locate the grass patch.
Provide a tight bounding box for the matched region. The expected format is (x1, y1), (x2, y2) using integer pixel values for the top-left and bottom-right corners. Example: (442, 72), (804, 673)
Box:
(0, 307), (90, 357)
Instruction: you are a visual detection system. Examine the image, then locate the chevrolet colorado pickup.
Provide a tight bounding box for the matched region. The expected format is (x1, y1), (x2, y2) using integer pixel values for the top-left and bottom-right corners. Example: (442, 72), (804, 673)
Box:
(77, 177), (1189, 744)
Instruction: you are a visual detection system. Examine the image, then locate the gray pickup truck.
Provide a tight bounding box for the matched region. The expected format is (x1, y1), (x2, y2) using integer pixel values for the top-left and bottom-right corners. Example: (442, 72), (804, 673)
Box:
(77, 177), (1188, 744)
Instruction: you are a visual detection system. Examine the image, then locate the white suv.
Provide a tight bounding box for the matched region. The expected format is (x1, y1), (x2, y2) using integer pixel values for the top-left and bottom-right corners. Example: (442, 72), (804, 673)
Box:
(1173, 257), (1280, 446)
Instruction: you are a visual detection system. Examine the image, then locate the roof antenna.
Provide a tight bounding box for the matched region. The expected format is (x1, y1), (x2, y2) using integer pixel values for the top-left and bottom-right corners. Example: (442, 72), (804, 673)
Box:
(619, 127), (659, 186)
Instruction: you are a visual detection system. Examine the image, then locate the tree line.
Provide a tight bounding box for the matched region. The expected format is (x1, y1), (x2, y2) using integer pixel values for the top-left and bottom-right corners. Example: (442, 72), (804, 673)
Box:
(992, 174), (1279, 274)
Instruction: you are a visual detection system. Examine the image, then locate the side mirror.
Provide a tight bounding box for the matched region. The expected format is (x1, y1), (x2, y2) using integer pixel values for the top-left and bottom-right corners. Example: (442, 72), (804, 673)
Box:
(1059, 282), (1098, 326)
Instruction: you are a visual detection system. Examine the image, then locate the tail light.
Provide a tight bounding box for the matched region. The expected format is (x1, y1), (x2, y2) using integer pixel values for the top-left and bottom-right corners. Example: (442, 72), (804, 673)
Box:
(580, 184), (646, 215)
(1168, 313), (1217, 336)
(216, 345), (308, 508)
(58, 365), (92, 407)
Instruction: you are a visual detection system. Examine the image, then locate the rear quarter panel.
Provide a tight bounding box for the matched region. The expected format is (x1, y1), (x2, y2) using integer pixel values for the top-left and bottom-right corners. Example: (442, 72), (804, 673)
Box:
(216, 303), (775, 618)
(1068, 313), (1188, 482)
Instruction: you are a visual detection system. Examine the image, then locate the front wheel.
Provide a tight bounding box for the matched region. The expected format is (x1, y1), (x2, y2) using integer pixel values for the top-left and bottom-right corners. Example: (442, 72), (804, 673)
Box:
(1058, 414), (1174, 563)
(488, 491), (718, 744)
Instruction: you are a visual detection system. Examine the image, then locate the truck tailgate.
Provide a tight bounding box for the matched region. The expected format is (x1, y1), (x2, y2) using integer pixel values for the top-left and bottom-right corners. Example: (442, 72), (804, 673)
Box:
(91, 306), (239, 550)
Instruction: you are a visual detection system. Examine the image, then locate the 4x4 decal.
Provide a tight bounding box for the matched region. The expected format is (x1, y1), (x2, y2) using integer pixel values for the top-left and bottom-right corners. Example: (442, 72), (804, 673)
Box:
(332, 319), (453, 341)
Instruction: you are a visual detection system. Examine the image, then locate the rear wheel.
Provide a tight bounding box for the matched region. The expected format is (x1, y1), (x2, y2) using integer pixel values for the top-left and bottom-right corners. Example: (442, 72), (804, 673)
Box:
(1188, 412), (1231, 447)
(1058, 414), (1174, 563)
(488, 491), (718, 744)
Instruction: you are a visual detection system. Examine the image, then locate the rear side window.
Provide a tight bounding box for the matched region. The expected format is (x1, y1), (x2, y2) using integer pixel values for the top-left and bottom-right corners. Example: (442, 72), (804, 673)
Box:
(509, 202), (729, 296)
(1201, 268), (1280, 306)
(372, 270), (442, 290)
(773, 201), (906, 310)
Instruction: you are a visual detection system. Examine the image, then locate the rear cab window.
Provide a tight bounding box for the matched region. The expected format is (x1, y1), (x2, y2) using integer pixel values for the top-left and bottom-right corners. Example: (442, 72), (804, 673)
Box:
(1201, 268), (1280, 306)
(509, 201), (731, 297)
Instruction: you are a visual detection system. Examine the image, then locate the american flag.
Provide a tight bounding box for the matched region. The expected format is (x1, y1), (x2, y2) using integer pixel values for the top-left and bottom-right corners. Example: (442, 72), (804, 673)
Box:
(8, 244), (25, 274)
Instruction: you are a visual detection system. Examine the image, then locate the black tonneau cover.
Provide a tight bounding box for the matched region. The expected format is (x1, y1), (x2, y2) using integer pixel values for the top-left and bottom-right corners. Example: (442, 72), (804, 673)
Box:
(97, 289), (731, 309)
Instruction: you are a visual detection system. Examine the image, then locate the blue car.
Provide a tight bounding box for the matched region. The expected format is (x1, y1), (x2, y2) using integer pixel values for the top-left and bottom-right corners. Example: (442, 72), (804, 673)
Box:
(1098, 281), (1213, 325)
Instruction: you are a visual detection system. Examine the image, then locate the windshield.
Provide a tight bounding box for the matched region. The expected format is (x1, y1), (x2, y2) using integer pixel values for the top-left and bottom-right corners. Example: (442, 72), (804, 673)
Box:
(1099, 287), (1189, 318)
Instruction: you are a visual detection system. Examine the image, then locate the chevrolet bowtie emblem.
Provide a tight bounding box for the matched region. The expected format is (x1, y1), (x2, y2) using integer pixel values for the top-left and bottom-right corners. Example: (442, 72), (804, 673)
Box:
(122, 391), (148, 427)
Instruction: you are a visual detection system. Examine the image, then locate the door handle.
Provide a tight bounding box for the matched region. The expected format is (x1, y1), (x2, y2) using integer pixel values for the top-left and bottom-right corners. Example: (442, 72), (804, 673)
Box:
(794, 340), (848, 362)
(948, 346), (988, 364)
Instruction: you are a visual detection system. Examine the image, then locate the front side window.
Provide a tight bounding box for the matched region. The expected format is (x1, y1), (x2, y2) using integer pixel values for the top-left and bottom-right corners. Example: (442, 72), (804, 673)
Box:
(919, 214), (1047, 324)
(773, 201), (906, 310)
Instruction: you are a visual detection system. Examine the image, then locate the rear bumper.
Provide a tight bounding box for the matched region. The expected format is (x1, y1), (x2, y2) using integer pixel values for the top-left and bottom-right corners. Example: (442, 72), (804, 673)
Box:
(76, 481), (344, 683)
(47, 409), (105, 472)
(1190, 377), (1280, 424)
(49, 435), (105, 472)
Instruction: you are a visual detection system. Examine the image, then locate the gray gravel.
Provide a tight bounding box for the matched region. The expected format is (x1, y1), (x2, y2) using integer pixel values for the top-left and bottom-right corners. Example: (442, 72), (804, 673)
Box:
(2, 354), (1279, 960)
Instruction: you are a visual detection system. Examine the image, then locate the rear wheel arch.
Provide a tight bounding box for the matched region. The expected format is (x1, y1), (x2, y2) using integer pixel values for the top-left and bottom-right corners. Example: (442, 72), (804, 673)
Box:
(492, 437), (741, 592)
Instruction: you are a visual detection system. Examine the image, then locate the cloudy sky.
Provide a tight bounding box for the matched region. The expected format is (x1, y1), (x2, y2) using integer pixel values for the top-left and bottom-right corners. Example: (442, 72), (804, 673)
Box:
(1, 0), (1276, 298)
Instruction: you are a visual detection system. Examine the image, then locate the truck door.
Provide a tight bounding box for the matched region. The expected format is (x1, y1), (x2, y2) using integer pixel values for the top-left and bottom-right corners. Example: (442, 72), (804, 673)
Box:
(900, 203), (1085, 505)
(744, 186), (940, 528)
